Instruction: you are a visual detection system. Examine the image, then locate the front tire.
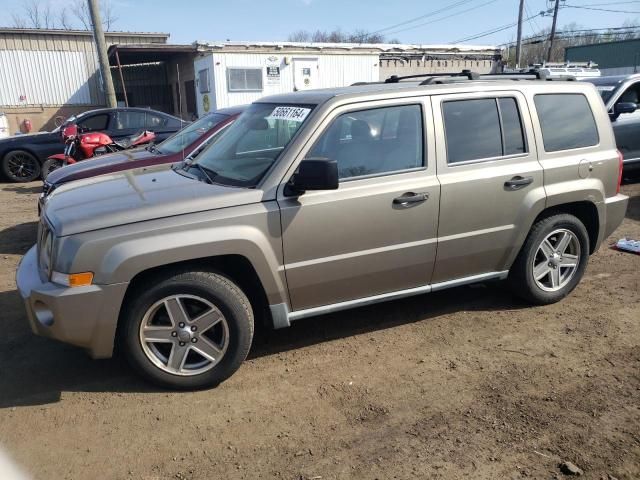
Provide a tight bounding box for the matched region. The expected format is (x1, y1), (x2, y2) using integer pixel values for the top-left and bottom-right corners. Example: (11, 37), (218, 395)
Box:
(41, 158), (64, 180)
(2, 150), (41, 182)
(120, 270), (254, 390)
(509, 214), (589, 305)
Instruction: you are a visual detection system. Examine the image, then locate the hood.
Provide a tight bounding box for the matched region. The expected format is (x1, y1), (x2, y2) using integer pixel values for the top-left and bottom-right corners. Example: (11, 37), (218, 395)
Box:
(43, 165), (266, 236)
(46, 148), (154, 184)
(0, 131), (55, 143)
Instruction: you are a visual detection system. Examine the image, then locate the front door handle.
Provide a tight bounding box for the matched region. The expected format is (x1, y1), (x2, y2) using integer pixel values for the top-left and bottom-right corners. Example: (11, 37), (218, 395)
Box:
(504, 176), (534, 190)
(393, 192), (429, 206)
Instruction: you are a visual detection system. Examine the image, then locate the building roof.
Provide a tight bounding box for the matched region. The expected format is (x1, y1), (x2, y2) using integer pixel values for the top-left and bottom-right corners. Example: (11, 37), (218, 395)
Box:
(195, 40), (501, 55)
(0, 27), (170, 38)
(108, 43), (197, 65)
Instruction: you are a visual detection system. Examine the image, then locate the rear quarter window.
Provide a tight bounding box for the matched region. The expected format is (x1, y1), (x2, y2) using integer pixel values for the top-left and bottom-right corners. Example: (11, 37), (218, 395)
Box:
(534, 93), (599, 152)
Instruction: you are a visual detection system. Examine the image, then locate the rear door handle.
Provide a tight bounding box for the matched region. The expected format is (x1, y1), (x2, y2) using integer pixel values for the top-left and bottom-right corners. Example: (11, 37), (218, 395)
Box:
(504, 176), (534, 190)
(393, 192), (429, 206)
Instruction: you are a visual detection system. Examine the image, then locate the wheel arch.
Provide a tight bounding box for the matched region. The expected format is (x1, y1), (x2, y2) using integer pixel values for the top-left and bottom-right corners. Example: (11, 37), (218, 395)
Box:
(119, 254), (274, 332)
(529, 201), (600, 254)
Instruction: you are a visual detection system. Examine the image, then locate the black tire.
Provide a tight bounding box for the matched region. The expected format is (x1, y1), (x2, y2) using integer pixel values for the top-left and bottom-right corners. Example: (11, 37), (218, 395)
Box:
(509, 213), (590, 305)
(41, 158), (64, 181)
(120, 270), (254, 390)
(2, 150), (41, 182)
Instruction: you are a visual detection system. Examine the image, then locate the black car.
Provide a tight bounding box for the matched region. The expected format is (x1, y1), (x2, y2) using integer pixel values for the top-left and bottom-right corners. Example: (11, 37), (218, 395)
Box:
(0, 107), (186, 183)
(583, 74), (640, 174)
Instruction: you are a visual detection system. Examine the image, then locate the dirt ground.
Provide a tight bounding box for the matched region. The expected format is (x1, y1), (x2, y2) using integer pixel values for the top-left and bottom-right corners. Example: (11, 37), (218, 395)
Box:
(0, 180), (638, 480)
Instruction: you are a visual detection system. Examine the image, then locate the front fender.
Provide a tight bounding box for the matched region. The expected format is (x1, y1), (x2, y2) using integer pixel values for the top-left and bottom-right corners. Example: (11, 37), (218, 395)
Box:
(58, 203), (288, 306)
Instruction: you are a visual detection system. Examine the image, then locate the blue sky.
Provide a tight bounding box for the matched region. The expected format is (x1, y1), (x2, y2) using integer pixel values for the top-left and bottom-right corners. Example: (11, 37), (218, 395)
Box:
(1, 0), (638, 46)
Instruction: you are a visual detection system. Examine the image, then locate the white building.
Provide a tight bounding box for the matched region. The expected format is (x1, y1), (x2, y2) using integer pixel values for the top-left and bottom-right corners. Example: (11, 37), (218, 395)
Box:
(192, 41), (502, 116)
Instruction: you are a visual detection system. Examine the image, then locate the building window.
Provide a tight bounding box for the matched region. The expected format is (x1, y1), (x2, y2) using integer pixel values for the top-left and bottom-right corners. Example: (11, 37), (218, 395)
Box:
(227, 68), (263, 92)
(198, 69), (210, 94)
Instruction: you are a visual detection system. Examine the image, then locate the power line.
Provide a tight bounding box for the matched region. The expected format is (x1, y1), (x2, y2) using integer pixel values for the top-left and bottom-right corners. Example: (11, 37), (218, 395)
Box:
(383, 0), (501, 37)
(563, 4), (640, 13)
(451, 11), (544, 43)
(575, 1), (640, 6)
(354, 0), (478, 40)
(499, 25), (640, 45)
(525, 1), (543, 34)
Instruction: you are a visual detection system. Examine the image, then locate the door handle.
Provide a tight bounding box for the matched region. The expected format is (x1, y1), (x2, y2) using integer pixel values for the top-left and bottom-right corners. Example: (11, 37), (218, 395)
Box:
(504, 176), (534, 190)
(393, 192), (429, 206)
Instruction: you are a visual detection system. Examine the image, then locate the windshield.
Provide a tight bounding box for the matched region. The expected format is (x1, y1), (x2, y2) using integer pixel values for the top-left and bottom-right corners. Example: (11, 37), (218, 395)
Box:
(583, 78), (623, 103)
(157, 113), (228, 154)
(593, 84), (618, 103)
(187, 103), (314, 187)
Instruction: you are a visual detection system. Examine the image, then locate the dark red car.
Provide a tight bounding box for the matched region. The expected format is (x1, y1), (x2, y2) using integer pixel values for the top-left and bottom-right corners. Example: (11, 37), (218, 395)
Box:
(42, 106), (245, 198)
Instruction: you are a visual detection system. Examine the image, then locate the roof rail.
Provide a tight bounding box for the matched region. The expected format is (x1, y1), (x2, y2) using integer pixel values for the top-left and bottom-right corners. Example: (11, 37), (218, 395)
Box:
(384, 70), (480, 84)
(350, 69), (577, 87)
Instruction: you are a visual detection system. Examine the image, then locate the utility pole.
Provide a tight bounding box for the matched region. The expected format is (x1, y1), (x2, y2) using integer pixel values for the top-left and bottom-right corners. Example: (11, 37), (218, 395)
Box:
(88, 0), (117, 107)
(515, 0), (525, 69)
(546, 0), (561, 63)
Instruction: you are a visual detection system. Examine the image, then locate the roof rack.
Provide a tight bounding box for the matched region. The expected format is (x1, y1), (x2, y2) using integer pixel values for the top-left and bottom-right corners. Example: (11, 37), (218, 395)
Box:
(384, 70), (480, 84)
(350, 69), (577, 87)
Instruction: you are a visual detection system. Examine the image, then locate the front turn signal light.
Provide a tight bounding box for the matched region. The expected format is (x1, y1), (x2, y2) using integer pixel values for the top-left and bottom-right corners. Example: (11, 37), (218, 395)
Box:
(52, 271), (94, 287)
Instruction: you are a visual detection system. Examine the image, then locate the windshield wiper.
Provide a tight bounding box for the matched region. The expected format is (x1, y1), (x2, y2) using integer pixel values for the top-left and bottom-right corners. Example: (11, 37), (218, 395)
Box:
(146, 144), (162, 154)
(187, 162), (217, 184)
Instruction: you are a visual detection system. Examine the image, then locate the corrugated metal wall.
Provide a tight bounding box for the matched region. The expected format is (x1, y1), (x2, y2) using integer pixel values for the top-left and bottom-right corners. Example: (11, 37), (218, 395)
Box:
(565, 39), (640, 71)
(0, 30), (168, 107)
(0, 50), (91, 105)
(194, 52), (378, 115)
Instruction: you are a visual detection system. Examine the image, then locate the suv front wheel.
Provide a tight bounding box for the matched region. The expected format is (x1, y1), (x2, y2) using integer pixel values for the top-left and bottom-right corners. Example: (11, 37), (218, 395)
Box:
(509, 213), (590, 305)
(120, 270), (254, 390)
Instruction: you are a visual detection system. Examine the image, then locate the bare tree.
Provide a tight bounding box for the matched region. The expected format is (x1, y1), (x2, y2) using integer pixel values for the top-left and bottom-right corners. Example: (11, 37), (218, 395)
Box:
(72, 0), (118, 30)
(287, 28), (391, 44)
(58, 8), (73, 30)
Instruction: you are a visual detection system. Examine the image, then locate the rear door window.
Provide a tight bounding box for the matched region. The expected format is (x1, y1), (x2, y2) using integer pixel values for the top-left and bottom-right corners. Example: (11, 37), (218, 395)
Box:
(146, 112), (169, 129)
(534, 94), (599, 151)
(77, 114), (109, 132)
(114, 111), (146, 131)
(443, 97), (528, 164)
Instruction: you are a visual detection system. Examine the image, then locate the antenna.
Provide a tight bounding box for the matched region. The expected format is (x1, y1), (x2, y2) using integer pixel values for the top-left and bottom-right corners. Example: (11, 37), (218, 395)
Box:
(176, 63), (186, 161)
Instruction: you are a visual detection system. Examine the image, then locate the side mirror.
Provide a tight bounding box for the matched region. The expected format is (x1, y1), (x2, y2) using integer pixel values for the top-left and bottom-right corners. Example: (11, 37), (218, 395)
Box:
(286, 158), (339, 195)
(614, 102), (637, 116)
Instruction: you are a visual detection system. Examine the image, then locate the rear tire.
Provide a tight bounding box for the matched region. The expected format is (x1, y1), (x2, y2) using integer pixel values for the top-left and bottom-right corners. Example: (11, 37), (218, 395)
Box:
(120, 270), (254, 390)
(41, 158), (64, 180)
(2, 150), (41, 182)
(509, 214), (589, 305)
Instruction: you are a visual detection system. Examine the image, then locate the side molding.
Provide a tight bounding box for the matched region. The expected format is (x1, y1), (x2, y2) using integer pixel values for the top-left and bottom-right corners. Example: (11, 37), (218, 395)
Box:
(272, 270), (509, 326)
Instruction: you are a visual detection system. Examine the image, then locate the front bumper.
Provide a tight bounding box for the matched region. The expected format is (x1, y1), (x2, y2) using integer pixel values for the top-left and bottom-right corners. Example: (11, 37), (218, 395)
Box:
(603, 194), (629, 240)
(16, 245), (128, 359)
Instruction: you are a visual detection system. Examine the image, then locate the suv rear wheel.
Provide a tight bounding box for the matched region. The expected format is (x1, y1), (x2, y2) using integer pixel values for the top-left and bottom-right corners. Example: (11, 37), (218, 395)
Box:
(120, 270), (253, 390)
(509, 214), (590, 305)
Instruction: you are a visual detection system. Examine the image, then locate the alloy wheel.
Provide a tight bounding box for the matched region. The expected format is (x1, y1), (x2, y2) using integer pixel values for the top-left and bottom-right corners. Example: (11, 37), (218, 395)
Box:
(6, 152), (38, 181)
(532, 228), (581, 292)
(139, 294), (229, 376)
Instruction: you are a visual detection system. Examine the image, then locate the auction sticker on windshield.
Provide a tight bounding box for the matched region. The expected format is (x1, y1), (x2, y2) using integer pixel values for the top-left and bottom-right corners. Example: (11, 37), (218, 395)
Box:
(268, 106), (311, 122)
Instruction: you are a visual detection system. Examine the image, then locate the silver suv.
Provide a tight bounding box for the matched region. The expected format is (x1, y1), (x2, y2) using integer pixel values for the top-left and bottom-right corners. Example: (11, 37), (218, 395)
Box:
(17, 73), (629, 389)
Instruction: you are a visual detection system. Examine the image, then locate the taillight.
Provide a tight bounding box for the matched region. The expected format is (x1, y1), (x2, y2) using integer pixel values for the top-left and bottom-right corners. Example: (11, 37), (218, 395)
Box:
(616, 149), (623, 194)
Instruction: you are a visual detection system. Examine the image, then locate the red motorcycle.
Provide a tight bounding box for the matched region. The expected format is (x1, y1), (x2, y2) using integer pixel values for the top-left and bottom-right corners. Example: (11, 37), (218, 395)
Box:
(41, 124), (156, 180)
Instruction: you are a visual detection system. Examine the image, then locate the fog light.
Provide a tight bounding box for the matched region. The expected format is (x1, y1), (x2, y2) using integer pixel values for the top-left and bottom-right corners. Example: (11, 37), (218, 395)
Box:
(33, 301), (54, 327)
(51, 271), (94, 287)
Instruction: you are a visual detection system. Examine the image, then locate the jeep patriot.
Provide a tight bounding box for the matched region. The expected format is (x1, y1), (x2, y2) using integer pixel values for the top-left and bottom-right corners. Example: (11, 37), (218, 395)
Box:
(17, 74), (629, 389)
